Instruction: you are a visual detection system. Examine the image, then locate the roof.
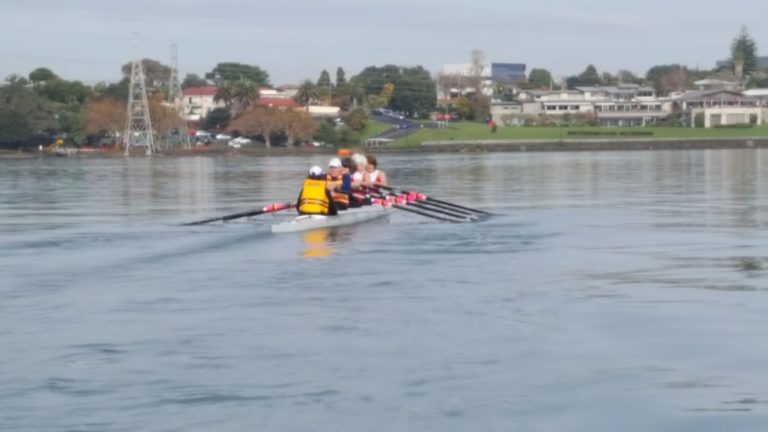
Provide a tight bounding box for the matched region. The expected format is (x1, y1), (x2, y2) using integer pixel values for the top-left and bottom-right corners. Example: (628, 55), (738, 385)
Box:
(182, 86), (218, 96)
(676, 90), (750, 102)
(743, 88), (768, 97)
(256, 97), (297, 107)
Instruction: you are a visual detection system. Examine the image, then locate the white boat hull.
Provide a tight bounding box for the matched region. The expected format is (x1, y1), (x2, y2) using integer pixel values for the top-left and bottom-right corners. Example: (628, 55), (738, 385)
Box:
(271, 206), (392, 233)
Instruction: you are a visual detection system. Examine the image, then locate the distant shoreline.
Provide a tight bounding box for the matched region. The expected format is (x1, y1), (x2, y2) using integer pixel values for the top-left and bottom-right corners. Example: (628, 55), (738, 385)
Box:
(3, 137), (768, 160)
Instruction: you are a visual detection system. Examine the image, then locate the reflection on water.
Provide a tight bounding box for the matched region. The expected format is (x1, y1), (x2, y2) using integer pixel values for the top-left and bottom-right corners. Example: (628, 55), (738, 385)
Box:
(302, 228), (334, 258)
(2, 150), (768, 431)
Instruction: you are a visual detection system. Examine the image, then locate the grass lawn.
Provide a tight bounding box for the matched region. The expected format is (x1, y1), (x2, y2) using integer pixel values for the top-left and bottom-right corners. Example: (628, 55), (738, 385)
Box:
(390, 122), (768, 146)
(361, 119), (394, 139)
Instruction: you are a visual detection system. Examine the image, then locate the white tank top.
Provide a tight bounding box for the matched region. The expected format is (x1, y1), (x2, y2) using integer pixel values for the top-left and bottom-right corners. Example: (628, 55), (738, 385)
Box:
(369, 169), (380, 184)
(352, 171), (364, 182)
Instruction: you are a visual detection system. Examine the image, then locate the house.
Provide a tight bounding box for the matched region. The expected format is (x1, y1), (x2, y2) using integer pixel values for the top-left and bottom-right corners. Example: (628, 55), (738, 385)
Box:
(256, 97), (298, 109)
(514, 84), (670, 126)
(674, 90), (763, 127)
(182, 86), (224, 122)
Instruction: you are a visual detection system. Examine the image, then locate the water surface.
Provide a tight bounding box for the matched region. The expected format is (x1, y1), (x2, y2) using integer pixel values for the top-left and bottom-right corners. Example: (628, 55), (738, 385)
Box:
(2, 150), (768, 431)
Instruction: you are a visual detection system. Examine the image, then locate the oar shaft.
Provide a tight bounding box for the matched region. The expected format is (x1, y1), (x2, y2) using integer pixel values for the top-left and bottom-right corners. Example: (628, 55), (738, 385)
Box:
(182, 201), (295, 226)
(374, 185), (491, 215)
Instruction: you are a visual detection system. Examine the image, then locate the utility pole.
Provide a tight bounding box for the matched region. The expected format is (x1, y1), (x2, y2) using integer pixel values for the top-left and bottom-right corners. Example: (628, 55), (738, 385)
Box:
(168, 43), (190, 149)
(124, 56), (156, 155)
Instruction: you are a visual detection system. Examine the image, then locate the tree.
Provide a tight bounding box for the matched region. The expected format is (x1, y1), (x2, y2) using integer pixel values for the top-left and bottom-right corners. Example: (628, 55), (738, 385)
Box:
(229, 106), (282, 148)
(731, 26), (758, 78)
(35, 79), (90, 104)
(314, 120), (339, 146)
(618, 69), (642, 84)
(567, 64), (602, 88)
(332, 83), (364, 110)
(28, 67), (57, 84)
(0, 83), (57, 132)
(81, 98), (126, 136)
(646, 64), (688, 94)
(214, 81), (236, 107)
(121, 59), (172, 89)
(344, 108), (368, 131)
(203, 107), (232, 130)
(181, 73), (208, 89)
(336, 67), (346, 86)
(0, 110), (33, 145)
(206, 62), (270, 87)
(527, 68), (553, 89)
(390, 66), (437, 116)
(453, 97), (472, 120)
(5, 74), (29, 86)
(317, 69), (332, 89)
(294, 79), (319, 106)
(280, 109), (316, 147)
(232, 79), (259, 112)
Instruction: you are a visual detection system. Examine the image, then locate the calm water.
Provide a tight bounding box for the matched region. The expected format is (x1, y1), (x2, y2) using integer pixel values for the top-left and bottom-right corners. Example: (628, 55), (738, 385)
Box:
(2, 150), (768, 431)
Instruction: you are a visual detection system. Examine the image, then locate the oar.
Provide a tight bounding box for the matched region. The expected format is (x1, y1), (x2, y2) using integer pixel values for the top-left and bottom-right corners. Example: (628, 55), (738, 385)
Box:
(372, 185), (491, 216)
(355, 189), (473, 223)
(181, 201), (295, 226)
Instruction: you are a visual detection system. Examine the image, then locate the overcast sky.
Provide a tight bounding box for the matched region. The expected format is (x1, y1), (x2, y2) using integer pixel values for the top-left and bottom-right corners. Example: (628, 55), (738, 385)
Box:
(1, 0), (766, 86)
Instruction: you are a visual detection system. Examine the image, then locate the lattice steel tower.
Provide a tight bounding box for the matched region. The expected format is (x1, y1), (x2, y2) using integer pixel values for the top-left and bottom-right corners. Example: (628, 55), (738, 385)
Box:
(123, 58), (156, 155)
(168, 43), (191, 148)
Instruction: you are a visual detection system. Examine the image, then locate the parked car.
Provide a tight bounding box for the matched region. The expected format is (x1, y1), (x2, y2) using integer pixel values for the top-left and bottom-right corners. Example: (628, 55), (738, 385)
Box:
(215, 133), (232, 141)
(227, 137), (252, 148)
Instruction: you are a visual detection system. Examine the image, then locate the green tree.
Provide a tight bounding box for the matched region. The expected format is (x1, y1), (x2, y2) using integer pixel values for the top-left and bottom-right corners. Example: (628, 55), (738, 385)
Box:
(389, 66), (437, 116)
(0, 83), (57, 132)
(35, 79), (90, 104)
(232, 79), (259, 111)
(0, 110), (33, 145)
(314, 121), (339, 146)
(121, 59), (172, 89)
(28, 67), (57, 84)
(454, 97), (472, 120)
(203, 107), (232, 130)
(214, 81), (236, 107)
(317, 69), (332, 88)
(527, 68), (552, 89)
(566, 64), (602, 88)
(294, 79), (319, 106)
(181, 73), (208, 89)
(344, 108), (368, 131)
(206, 62), (270, 87)
(5, 74), (29, 86)
(336, 67), (346, 86)
(731, 26), (758, 78)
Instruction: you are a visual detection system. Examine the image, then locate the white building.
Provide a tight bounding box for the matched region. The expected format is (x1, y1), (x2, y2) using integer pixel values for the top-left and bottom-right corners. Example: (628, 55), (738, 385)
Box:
(182, 86), (224, 122)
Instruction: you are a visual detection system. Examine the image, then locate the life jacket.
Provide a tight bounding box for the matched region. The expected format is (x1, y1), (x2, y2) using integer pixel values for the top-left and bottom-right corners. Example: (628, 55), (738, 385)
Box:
(326, 174), (349, 205)
(298, 178), (331, 215)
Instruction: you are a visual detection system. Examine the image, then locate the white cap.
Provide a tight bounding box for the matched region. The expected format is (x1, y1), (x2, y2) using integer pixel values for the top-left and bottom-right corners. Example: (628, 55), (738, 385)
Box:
(308, 165), (323, 176)
(328, 158), (342, 168)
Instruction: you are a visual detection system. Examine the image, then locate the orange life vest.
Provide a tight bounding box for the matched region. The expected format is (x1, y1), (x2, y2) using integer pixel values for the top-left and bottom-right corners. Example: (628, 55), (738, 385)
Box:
(326, 174), (349, 205)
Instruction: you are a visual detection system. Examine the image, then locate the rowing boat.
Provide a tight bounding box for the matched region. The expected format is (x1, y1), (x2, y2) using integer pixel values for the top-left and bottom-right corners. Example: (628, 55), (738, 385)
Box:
(271, 206), (393, 233)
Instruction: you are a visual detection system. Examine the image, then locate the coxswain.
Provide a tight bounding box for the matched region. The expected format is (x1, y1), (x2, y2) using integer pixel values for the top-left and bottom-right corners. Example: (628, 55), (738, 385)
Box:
(365, 154), (388, 186)
(326, 158), (350, 211)
(297, 165), (337, 216)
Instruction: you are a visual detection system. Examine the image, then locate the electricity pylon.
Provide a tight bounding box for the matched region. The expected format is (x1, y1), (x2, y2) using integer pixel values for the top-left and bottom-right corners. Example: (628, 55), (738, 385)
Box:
(123, 58), (156, 155)
(168, 43), (190, 149)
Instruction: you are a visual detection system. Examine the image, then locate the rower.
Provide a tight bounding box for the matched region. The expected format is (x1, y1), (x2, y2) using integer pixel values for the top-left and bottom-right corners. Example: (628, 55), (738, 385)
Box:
(351, 153), (372, 187)
(326, 158), (350, 211)
(365, 154), (388, 186)
(297, 165), (337, 216)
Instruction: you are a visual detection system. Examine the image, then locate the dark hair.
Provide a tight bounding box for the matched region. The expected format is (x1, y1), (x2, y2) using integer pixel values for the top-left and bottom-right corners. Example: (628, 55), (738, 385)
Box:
(366, 154), (377, 168)
(342, 157), (356, 173)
